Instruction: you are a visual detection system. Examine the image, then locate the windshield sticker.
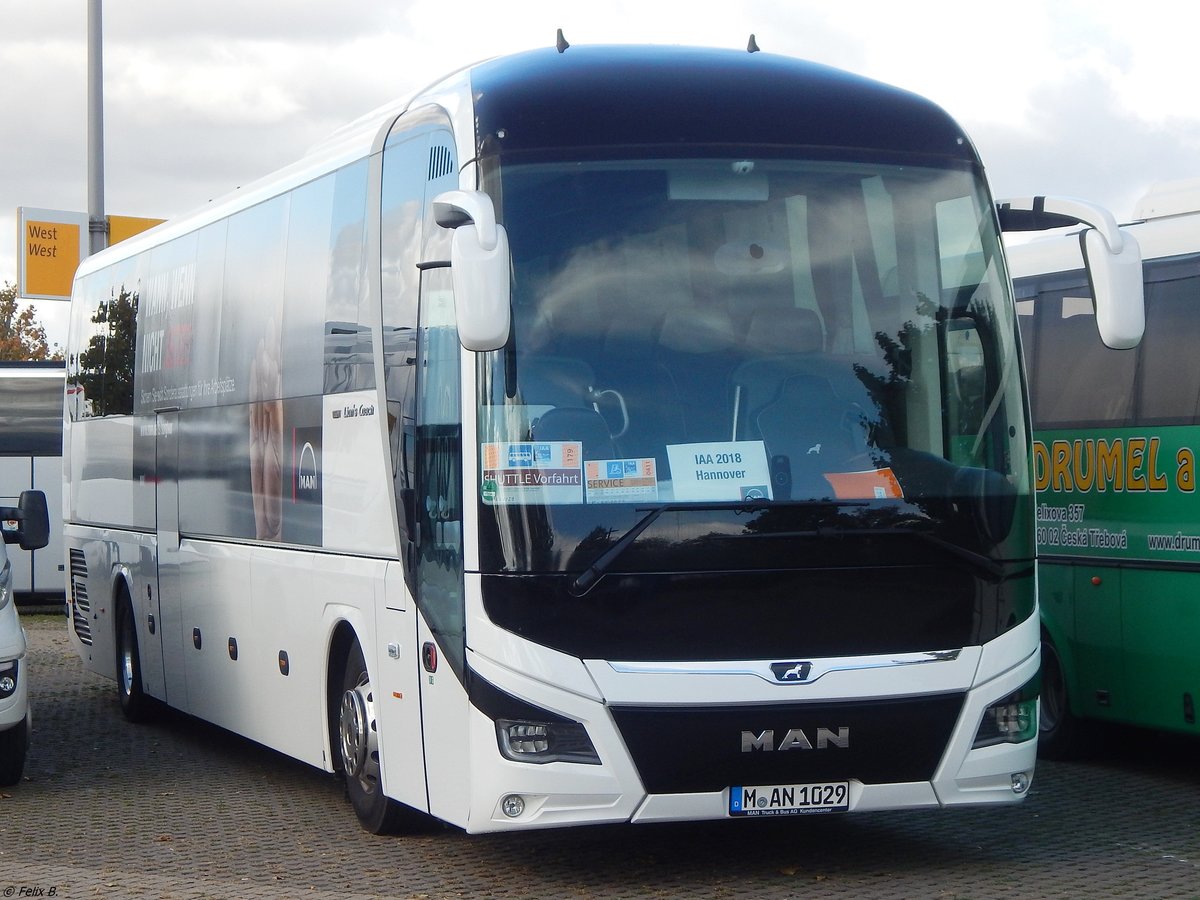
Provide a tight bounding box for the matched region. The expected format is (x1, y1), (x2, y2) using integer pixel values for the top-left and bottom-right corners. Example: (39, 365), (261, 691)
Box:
(481, 441), (583, 505)
(585, 458), (659, 504)
(823, 467), (904, 500)
(666, 441), (773, 501)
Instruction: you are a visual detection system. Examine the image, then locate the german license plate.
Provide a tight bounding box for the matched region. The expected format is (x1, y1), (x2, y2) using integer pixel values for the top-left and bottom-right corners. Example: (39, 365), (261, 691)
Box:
(729, 782), (849, 816)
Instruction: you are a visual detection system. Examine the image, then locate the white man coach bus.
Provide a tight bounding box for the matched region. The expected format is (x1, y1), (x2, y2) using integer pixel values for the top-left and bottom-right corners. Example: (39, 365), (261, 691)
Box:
(64, 42), (1142, 833)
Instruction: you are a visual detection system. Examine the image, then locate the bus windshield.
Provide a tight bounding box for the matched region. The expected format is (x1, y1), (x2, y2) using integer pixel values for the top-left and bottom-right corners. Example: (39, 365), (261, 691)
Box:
(477, 156), (1029, 574)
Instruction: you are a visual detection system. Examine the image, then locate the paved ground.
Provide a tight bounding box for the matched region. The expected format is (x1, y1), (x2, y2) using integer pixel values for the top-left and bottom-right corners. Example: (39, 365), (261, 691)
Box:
(1, 613), (1198, 899)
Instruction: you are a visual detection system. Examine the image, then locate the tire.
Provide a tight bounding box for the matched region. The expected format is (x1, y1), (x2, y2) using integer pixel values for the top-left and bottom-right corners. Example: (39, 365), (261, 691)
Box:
(337, 642), (423, 834)
(1038, 630), (1084, 760)
(0, 715), (28, 786)
(116, 593), (155, 723)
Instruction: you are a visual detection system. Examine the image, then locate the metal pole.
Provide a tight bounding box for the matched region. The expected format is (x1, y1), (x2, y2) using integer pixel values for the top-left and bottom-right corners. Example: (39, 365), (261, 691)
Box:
(87, 0), (107, 256)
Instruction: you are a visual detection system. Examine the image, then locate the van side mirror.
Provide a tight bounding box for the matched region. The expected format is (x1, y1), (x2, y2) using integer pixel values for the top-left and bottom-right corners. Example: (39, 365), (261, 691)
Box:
(431, 190), (512, 352)
(0, 490), (50, 551)
(997, 195), (1145, 350)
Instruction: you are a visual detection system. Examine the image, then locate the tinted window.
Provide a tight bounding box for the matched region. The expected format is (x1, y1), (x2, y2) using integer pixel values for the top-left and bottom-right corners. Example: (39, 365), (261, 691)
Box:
(1017, 280), (1136, 428)
(72, 259), (141, 418)
(323, 160), (372, 394)
(1137, 263), (1200, 425)
(1018, 254), (1200, 428)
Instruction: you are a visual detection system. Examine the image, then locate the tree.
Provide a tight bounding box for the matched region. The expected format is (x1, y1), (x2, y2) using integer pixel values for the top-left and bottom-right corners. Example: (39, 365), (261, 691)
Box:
(75, 286), (138, 416)
(0, 281), (61, 361)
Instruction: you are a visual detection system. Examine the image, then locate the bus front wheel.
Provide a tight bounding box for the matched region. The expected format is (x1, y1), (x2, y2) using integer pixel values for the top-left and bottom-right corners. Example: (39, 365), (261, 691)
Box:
(116, 591), (155, 722)
(1038, 631), (1084, 760)
(0, 715), (28, 786)
(338, 642), (414, 834)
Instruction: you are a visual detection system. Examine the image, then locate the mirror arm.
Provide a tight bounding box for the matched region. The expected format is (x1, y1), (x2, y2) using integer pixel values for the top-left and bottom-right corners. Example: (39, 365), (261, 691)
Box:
(432, 190), (499, 251)
(996, 196), (1125, 254)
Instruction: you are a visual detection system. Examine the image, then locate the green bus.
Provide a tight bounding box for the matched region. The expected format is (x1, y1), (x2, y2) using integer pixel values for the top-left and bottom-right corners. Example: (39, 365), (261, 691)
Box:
(1010, 180), (1200, 757)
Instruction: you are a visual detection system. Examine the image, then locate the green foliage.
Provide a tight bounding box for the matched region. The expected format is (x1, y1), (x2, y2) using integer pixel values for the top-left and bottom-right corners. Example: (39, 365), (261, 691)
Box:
(0, 281), (61, 361)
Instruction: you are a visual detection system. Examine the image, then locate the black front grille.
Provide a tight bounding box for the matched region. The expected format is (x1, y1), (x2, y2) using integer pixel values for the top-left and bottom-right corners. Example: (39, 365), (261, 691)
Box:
(610, 693), (965, 794)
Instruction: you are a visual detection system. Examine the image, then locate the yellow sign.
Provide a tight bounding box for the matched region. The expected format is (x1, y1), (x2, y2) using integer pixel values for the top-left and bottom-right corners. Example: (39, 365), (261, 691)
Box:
(18, 207), (87, 300)
(108, 214), (165, 245)
(17, 207), (166, 300)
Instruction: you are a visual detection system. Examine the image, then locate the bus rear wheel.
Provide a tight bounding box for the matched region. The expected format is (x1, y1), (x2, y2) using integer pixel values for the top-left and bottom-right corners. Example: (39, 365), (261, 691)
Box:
(1038, 631), (1084, 760)
(338, 642), (417, 834)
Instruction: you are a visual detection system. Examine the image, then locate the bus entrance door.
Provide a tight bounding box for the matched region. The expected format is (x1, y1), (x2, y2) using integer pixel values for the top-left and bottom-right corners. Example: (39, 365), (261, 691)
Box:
(152, 410), (182, 705)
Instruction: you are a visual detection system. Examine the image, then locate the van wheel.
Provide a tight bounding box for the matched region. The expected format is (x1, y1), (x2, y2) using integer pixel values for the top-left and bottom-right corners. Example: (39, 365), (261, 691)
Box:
(338, 642), (422, 834)
(0, 715), (28, 786)
(116, 593), (155, 722)
(1039, 631), (1084, 760)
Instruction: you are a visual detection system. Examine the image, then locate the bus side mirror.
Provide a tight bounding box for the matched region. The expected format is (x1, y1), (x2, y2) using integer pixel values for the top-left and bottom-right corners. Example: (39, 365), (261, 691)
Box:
(1080, 227), (1144, 350)
(0, 490), (50, 551)
(431, 190), (512, 352)
(998, 195), (1145, 349)
(954, 467), (1016, 546)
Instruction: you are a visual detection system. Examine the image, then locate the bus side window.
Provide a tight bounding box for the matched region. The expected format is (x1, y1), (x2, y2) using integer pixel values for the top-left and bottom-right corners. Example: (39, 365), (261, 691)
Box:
(381, 130), (430, 548)
(1137, 267), (1200, 425)
(1036, 291), (1137, 428)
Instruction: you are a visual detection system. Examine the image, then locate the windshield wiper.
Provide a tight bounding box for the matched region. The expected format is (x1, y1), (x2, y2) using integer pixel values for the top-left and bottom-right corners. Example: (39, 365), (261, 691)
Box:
(912, 531), (1006, 580)
(568, 499), (868, 596)
(567, 499), (1006, 594)
(743, 516), (1006, 580)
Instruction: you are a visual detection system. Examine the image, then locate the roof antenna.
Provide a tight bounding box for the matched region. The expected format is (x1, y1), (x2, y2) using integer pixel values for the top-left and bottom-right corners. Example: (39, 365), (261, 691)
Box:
(747, 34), (760, 53)
(556, 29), (570, 53)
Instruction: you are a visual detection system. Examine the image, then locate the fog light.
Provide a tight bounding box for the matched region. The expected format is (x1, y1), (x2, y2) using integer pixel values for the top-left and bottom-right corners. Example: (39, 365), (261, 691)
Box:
(1011, 772), (1031, 794)
(501, 794), (526, 818)
(0, 662), (16, 698)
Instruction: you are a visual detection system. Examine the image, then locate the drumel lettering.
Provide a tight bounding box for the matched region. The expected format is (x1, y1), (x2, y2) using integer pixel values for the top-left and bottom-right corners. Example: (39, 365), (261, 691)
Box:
(1033, 437), (1188, 494)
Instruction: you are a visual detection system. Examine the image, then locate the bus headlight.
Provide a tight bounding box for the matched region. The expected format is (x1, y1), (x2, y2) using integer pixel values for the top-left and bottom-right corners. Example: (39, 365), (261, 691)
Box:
(496, 718), (601, 765)
(0, 558), (11, 611)
(974, 675), (1039, 748)
(470, 671), (602, 765)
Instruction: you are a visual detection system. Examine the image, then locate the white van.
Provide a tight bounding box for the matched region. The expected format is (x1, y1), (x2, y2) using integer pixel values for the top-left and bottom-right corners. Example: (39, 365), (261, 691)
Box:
(0, 362), (66, 601)
(0, 490), (50, 785)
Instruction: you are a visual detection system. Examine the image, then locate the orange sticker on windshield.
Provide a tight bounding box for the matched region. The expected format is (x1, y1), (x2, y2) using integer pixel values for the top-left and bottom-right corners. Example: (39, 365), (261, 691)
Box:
(823, 467), (904, 500)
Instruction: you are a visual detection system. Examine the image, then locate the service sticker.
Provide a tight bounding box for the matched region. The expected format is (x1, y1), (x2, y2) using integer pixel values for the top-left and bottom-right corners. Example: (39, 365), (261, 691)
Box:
(585, 458), (659, 504)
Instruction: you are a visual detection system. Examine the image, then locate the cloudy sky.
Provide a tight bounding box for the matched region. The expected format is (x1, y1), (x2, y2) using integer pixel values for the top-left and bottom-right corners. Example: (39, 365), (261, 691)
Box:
(3, 0), (1199, 347)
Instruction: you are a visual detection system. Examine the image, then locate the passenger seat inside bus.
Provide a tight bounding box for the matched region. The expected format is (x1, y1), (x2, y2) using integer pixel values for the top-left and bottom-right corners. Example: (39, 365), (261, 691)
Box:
(731, 308), (878, 491)
(515, 354), (622, 458)
(593, 315), (681, 471)
(529, 406), (617, 461)
(653, 308), (740, 443)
